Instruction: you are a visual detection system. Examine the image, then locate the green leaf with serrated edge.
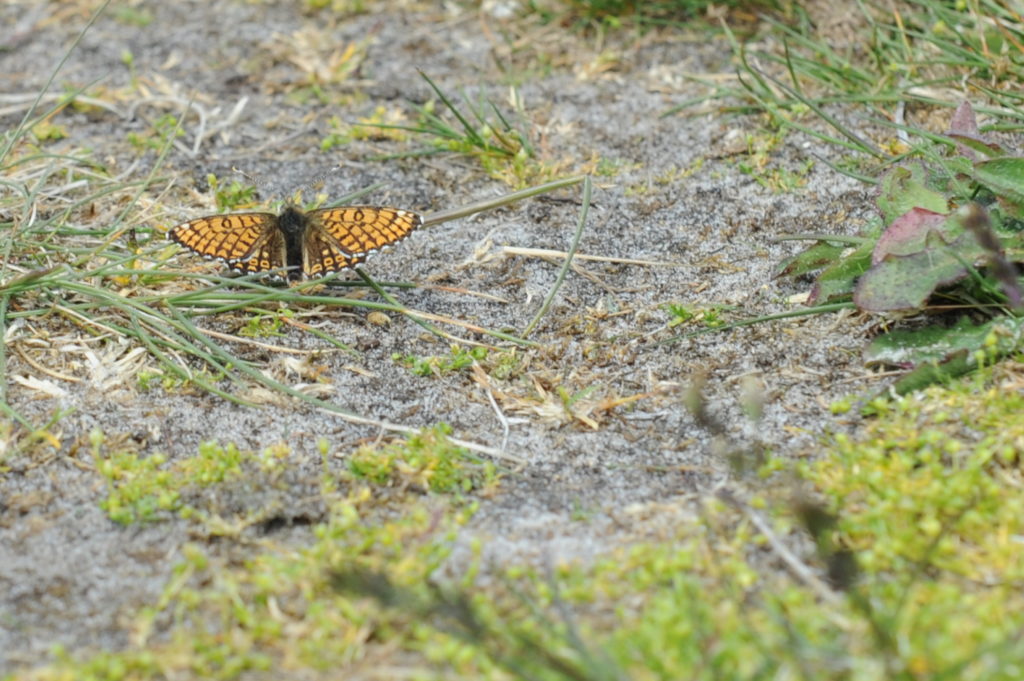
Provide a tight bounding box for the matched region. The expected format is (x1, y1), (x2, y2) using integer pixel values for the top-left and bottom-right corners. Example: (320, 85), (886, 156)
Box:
(877, 163), (949, 224)
(807, 240), (873, 305)
(776, 240), (847, 278)
(853, 231), (984, 312)
(973, 157), (1024, 206)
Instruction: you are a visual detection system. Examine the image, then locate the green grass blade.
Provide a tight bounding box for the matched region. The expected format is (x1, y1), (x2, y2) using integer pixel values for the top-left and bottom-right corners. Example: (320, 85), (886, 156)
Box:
(418, 70), (487, 149)
(426, 175), (585, 226)
(522, 176), (591, 338)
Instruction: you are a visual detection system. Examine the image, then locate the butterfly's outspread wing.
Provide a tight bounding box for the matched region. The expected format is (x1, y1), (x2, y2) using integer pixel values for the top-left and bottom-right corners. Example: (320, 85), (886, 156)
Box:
(230, 225), (289, 278)
(170, 213), (279, 264)
(302, 225), (366, 277)
(311, 206), (423, 256)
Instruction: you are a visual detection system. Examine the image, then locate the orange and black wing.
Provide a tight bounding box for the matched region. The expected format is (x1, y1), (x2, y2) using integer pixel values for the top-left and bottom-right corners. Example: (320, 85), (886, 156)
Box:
(229, 225), (289, 278)
(309, 206), (423, 257)
(302, 223), (367, 277)
(169, 213), (279, 264)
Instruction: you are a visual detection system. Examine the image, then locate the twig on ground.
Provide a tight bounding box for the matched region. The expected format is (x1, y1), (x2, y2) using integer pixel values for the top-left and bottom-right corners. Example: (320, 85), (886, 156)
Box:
(502, 247), (674, 267)
(472, 363), (513, 459)
(320, 407), (525, 465)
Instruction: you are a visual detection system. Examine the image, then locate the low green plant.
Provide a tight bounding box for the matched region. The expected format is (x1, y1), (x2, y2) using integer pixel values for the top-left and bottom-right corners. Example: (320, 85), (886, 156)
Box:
(347, 423), (499, 495)
(663, 302), (729, 329)
(94, 433), (252, 524)
(126, 112), (183, 152)
(110, 4), (153, 26)
(392, 344), (488, 377)
(625, 160), (704, 195)
(664, 302), (695, 327)
(304, 0), (366, 13)
(529, 0), (754, 31)
(320, 107), (409, 150)
(731, 130), (814, 192)
(30, 120), (68, 143)
(778, 102), (1024, 392)
(206, 173), (258, 212)
(239, 308), (292, 338)
(358, 72), (565, 187)
(594, 156), (641, 177)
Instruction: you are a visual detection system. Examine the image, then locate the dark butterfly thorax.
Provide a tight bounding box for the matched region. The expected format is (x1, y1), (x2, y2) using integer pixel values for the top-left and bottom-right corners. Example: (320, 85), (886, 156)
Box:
(278, 205), (310, 274)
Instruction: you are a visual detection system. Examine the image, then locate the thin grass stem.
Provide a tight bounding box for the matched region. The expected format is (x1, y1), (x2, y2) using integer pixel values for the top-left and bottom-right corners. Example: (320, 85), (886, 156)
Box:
(522, 176), (591, 338)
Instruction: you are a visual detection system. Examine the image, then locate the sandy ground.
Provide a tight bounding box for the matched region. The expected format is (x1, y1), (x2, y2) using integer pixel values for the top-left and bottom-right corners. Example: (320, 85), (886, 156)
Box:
(0, 1), (875, 671)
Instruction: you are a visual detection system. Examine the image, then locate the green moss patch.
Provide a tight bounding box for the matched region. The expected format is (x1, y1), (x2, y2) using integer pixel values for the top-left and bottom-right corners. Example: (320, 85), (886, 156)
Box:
(347, 423), (499, 495)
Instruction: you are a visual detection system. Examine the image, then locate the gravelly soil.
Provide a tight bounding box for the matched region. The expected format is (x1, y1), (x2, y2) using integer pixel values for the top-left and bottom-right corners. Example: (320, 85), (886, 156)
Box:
(0, 1), (875, 672)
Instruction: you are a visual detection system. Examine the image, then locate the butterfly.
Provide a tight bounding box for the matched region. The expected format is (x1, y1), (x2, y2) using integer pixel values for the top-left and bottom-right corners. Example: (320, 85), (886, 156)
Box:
(169, 204), (423, 279)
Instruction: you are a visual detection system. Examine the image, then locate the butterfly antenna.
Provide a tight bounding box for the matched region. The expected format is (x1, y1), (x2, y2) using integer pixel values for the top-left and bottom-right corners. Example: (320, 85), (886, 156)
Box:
(232, 166), (275, 198)
(299, 165), (342, 199)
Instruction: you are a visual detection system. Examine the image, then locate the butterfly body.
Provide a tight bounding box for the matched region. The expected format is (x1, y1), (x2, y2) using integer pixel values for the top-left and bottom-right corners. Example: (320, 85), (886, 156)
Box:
(278, 205), (312, 274)
(169, 204), (423, 280)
